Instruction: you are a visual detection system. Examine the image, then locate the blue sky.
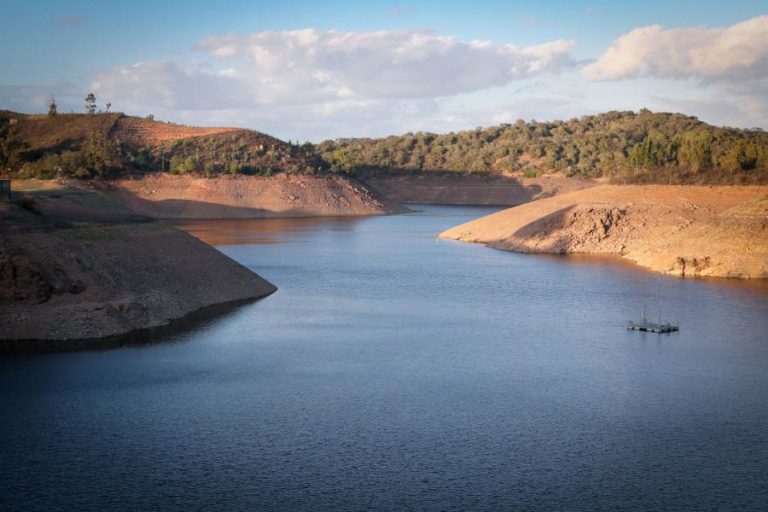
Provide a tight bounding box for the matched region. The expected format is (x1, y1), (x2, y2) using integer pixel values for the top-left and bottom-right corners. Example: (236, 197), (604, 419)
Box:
(2, 1), (767, 141)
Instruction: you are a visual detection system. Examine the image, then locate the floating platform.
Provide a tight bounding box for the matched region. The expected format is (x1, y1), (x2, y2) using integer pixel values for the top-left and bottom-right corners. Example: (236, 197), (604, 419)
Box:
(627, 320), (679, 333)
(628, 306), (679, 333)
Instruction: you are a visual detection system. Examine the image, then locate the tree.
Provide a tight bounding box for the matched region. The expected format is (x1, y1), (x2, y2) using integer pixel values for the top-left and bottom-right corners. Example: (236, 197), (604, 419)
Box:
(330, 149), (357, 175)
(47, 96), (58, 116)
(677, 132), (712, 173)
(85, 93), (97, 114)
(81, 130), (115, 176)
(105, 102), (112, 113)
(0, 121), (25, 170)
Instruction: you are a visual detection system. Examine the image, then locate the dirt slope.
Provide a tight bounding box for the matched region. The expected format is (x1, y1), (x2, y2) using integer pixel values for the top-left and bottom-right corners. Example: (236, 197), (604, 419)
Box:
(109, 116), (237, 145)
(440, 185), (768, 278)
(360, 172), (596, 205)
(0, 184), (276, 349)
(97, 173), (401, 219)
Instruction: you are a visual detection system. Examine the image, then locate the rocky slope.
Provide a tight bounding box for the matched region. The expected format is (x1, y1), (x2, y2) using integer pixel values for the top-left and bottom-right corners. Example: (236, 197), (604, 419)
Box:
(440, 185), (768, 278)
(0, 184), (276, 350)
(96, 173), (401, 219)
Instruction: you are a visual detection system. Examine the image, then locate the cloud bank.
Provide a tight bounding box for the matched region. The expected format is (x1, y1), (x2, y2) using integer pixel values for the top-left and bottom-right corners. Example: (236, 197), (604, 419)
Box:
(5, 18), (767, 141)
(91, 28), (575, 110)
(584, 15), (768, 81)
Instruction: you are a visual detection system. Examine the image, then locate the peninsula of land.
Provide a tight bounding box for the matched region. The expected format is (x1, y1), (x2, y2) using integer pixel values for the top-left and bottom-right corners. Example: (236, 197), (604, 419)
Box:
(0, 182), (276, 351)
(440, 185), (768, 279)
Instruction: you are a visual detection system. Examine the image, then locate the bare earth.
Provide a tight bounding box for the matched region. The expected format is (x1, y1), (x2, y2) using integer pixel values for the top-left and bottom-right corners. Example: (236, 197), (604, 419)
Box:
(440, 185), (768, 279)
(361, 172), (597, 206)
(0, 184), (276, 349)
(97, 173), (401, 219)
(109, 116), (238, 145)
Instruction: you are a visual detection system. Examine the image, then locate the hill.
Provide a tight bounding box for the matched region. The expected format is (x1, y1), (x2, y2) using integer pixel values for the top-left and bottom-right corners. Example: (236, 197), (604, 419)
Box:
(94, 172), (398, 219)
(0, 111), (326, 179)
(318, 110), (768, 185)
(0, 181), (276, 350)
(440, 185), (768, 279)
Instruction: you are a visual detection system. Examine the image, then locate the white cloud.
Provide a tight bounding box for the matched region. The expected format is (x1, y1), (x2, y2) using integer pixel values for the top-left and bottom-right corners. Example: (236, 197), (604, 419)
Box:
(6, 22), (763, 141)
(91, 28), (575, 112)
(584, 15), (768, 81)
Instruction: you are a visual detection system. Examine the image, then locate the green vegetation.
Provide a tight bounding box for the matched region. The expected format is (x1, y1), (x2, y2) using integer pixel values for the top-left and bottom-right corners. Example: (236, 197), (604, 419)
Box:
(3, 108), (767, 184)
(0, 110), (326, 179)
(318, 110), (768, 184)
(161, 131), (324, 177)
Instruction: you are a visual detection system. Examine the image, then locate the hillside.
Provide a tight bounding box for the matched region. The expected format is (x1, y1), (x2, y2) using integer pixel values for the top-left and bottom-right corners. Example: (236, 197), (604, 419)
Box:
(109, 115), (238, 145)
(319, 110), (768, 185)
(440, 185), (768, 279)
(1, 111), (401, 218)
(95, 172), (399, 219)
(0, 111), (326, 179)
(0, 182), (276, 350)
(359, 170), (596, 205)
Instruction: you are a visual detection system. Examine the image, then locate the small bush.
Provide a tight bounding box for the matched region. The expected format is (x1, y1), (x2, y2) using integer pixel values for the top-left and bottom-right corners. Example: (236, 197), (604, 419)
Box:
(16, 195), (40, 214)
(523, 168), (541, 178)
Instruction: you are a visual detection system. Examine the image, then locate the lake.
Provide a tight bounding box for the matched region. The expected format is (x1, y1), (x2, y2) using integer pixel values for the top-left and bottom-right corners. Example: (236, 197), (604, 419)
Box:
(2, 205), (768, 511)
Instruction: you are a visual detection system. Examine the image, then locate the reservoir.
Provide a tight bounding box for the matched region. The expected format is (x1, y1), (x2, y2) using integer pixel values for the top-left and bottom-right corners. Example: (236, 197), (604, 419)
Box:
(2, 205), (767, 511)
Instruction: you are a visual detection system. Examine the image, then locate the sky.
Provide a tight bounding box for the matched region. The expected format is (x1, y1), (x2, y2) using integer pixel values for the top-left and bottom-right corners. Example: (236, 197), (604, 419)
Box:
(1, 0), (767, 142)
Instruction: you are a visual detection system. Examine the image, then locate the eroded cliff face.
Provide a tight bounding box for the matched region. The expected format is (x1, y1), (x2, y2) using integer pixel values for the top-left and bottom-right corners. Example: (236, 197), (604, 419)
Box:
(440, 185), (768, 279)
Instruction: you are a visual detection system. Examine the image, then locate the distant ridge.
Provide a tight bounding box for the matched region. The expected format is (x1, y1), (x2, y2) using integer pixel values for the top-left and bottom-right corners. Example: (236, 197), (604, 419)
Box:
(318, 110), (768, 185)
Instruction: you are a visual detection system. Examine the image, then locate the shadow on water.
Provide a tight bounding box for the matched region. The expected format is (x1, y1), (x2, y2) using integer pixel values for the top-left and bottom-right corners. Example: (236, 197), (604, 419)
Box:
(0, 294), (272, 356)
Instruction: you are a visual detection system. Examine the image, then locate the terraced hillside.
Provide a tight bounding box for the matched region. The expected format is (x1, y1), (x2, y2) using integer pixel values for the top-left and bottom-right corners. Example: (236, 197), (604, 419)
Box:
(109, 116), (238, 145)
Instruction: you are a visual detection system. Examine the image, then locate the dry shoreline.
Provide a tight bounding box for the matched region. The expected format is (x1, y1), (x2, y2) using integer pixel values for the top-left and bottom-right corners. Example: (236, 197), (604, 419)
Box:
(0, 296), (268, 354)
(0, 184), (277, 352)
(2, 171), (403, 352)
(440, 185), (768, 279)
(96, 173), (403, 219)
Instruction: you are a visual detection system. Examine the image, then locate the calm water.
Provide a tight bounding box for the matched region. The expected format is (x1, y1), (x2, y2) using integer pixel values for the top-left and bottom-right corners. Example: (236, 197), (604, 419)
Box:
(2, 205), (768, 511)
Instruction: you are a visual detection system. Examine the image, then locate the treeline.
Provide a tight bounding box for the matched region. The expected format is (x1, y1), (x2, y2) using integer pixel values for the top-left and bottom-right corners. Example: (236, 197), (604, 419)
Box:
(317, 110), (768, 184)
(159, 132), (324, 177)
(4, 109), (768, 184)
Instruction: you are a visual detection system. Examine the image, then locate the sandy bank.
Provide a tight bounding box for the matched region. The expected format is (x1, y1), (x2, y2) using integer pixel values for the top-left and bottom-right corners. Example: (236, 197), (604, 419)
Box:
(440, 185), (768, 279)
(0, 185), (276, 351)
(96, 173), (401, 219)
(359, 172), (596, 206)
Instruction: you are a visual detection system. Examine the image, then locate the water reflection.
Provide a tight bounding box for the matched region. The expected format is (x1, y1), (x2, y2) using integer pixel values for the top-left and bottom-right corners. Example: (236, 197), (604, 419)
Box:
(173, 215), (366, 245)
